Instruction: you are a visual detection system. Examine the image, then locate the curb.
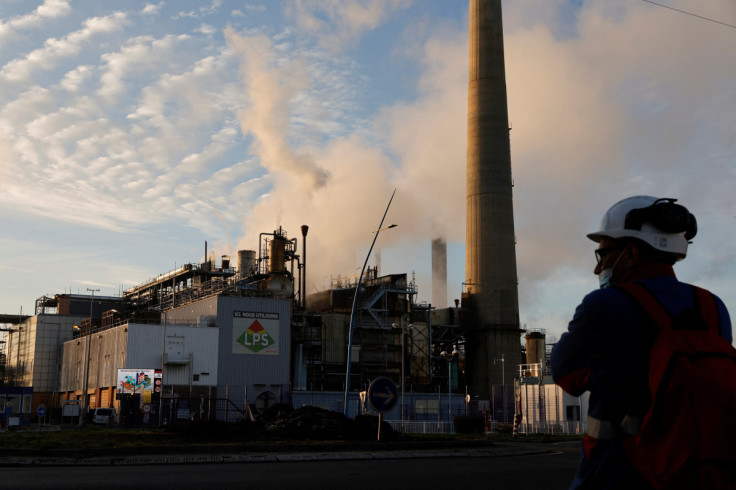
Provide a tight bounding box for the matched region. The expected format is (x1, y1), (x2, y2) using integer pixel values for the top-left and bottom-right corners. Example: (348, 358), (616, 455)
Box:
(0, 443), (555, 467)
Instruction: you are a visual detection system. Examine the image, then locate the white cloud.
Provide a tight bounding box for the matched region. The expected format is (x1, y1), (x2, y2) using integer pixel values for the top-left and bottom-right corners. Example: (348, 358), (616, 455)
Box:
(286, 0), (413, 51)
(141, 2), (165, 16)
(196, 24), (217, 36)
(97, 34), (190, 101)
(0, 11), (128, 83)
(0, 0), (71, 46)
(174, 0), (223, 20)
(59, 64), (94, 91)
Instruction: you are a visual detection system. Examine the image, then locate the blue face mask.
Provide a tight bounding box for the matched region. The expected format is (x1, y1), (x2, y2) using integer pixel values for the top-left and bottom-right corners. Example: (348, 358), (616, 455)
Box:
(598, 268), (613, 289)
(598, 245), (628, 289)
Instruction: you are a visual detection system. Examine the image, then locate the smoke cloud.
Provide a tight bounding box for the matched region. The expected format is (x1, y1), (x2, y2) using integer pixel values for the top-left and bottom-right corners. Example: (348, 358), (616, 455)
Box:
(226, 21), (468, 295)
(225, 1), (736, 338)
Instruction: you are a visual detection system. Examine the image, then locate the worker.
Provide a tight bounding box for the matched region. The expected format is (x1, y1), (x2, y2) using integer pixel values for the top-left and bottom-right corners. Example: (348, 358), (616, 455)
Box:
(551, 196), (733, 488)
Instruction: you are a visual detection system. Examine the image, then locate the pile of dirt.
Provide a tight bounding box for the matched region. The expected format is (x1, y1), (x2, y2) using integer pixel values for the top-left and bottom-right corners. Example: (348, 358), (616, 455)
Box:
(262, 406), (353, 440)
(171, 406), (401, 443)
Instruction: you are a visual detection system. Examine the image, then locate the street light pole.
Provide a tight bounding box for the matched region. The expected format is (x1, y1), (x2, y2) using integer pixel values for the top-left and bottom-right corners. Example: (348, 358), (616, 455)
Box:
(79, 288), (99, 426)
(441, 349), (457, 433)
(343, 189), (397, 416)
(159, 310), (167, 426)
(495, 354), (506, 423)
(392, 322), (413, 426)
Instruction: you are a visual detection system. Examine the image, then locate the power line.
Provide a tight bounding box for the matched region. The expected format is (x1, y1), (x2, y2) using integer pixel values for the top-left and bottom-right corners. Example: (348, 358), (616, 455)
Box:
(642, 0), (736, 30)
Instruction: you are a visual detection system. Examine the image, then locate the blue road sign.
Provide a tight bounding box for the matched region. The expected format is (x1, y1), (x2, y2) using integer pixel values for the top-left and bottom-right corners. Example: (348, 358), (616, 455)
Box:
(37, 406), (46, 417)
(367, 377), (398, 413)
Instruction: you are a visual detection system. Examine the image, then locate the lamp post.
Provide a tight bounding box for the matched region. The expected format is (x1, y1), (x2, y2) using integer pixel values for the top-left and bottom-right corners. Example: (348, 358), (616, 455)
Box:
(343, 189), (397, 416)
(441, 349), (457, 432)
(160, 310), (167, 425)
(494, 354), (506, 423)
(149, 307), (168, 426)
(77, 288), (99, 425)
(392, 323), (413, 426)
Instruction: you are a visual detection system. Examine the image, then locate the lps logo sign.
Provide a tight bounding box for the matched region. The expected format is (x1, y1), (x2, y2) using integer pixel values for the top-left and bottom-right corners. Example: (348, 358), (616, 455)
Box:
(237, 321), (274, 352)
(232, 311), (279, 355)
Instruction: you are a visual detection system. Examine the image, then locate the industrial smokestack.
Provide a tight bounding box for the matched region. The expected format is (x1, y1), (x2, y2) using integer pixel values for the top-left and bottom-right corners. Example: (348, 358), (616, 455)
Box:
(465, 0), (522, 400)
(432, 238), (447, 308)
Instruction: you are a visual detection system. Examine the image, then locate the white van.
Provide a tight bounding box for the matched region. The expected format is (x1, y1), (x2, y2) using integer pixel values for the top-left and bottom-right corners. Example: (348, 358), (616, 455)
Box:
(93, 407), (116, 425)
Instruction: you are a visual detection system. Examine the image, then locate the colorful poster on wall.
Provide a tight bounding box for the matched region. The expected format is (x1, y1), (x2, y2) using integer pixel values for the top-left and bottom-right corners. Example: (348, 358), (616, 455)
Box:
(117, 369), (154, 394)
(232, 311), (279, 355)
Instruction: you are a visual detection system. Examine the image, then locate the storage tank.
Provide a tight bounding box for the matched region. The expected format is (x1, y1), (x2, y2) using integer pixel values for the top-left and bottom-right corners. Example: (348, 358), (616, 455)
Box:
(238, 250), (256, 278)
(525, 329), (546, 377)
(269, 235), (287, 273)
(265, 274), (294, 299)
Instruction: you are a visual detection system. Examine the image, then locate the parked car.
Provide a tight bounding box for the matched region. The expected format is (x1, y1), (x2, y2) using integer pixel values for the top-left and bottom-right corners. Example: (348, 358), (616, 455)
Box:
(93, 407), (116, 425)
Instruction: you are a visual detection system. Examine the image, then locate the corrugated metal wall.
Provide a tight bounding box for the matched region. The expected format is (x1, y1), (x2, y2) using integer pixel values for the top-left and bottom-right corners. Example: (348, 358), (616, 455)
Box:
(60, 322), (220, 393)
(126, 323), (219, 387)
(215, 296), (291, 406)
(322, 313), (346, 363)
(59, 324), (128, 392)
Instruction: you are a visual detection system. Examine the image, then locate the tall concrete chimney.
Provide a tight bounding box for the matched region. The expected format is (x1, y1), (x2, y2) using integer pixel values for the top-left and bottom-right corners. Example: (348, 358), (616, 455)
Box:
(465, 0), (521, 400)
(432, 238), (447, 308)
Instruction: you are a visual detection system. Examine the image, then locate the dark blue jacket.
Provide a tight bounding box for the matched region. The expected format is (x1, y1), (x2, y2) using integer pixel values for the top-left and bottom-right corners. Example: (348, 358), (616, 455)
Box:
(551, 264), (732, 489)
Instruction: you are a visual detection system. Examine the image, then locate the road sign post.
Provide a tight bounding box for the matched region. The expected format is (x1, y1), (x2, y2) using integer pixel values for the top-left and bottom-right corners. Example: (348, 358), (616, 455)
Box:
(37, 405), (46, 430)
(367, 377), (398, 441)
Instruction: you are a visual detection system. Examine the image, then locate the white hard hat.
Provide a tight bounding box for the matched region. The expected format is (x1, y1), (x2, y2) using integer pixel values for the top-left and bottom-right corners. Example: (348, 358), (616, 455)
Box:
(587, 196), (697, 260)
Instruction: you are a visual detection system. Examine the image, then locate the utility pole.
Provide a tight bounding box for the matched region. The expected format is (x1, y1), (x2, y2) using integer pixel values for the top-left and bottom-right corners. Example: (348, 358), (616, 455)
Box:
(78, 288), (99, 426)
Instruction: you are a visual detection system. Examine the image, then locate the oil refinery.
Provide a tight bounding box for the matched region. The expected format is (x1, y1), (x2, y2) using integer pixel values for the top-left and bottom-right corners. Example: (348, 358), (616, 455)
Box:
(0, 0), (587, 435)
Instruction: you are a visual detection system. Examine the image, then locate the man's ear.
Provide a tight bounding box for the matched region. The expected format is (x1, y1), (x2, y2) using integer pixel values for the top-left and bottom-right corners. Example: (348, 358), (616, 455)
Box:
(625, 242), (640, 267)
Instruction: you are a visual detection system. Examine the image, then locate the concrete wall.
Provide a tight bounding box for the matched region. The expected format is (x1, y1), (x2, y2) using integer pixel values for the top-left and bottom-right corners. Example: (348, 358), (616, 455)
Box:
(465, 0), (523, 399)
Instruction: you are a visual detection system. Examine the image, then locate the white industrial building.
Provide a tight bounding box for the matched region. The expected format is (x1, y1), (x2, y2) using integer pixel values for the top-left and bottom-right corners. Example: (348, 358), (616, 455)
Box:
(57, 294), (291, 422)
(2, 311), (85, 409)
(517, 374), (589, 435)
(59, 321), (220, 411)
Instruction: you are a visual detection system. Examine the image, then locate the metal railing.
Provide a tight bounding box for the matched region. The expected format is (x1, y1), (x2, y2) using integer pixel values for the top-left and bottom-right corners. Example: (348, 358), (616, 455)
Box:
(517, 420), (584, 435)
(387, 418), (583, 435)
(387, 420), (454, 434)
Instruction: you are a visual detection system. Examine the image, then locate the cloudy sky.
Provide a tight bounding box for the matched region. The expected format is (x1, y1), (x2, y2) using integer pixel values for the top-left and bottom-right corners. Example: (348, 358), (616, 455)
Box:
(1, 0), (734, 343)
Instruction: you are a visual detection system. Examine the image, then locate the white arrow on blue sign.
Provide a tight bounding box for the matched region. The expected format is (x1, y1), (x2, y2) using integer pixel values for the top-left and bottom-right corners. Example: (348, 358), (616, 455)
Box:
(367, 377), (398, 413)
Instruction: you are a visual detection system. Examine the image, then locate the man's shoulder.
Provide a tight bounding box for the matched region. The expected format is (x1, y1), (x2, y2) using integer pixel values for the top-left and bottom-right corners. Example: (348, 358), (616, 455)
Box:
(581, 287), (630, 309)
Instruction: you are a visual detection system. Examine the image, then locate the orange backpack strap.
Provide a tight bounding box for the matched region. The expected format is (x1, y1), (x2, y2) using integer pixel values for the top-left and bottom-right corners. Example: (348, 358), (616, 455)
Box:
(692, 285), (721, 334)
(616, 282), (672, 330)
(616, 282), (720, 334)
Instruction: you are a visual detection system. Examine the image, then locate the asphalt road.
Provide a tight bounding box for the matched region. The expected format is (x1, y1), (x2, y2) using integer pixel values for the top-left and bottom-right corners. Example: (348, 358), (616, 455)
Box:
(0, 441), (581, 490)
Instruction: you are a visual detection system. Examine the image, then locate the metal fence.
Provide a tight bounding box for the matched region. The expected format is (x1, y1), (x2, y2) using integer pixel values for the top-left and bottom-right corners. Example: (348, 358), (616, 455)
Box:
(158, 397), (252, 424)
(517, 420), (584, 435)
(128, 394), (586, 436)
(386, 418), (583, 436)
(387, 420), (453, 434)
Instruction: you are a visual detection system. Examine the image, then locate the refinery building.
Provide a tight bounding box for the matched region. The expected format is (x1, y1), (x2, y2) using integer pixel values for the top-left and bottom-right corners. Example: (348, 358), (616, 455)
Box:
(1, 0), (587, 433)
(1, 225), (585, 434)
